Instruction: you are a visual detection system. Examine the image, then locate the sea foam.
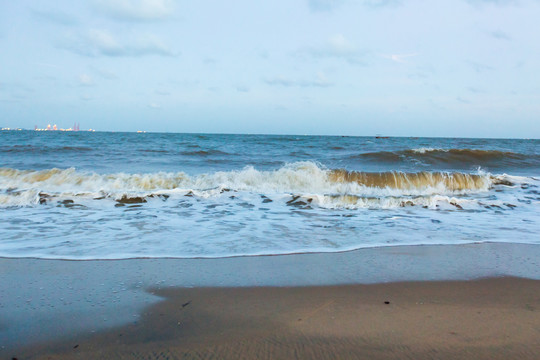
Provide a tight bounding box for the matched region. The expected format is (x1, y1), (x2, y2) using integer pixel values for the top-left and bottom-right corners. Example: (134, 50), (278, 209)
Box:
(0, 162), (513, 208)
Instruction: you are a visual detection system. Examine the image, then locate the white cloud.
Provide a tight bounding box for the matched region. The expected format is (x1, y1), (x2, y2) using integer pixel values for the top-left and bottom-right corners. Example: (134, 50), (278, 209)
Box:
(308, 0), (344, 12)
(155, 89), (171, 95)
(148, 103), (161, 108)
(34, 62), (62, 69)
(79, 74), (94, 86)
(236, 85), (250, 92)
(0, 82), (34, 95)
(90, 66), (118, 80)
(466, 61), (494, 73)
(60, 29), (176, 57)
(465, 0), (521, 7)
(265, 73), (333, 88)
(301, 34), (365, 64)
(134, 34), (175, 56)
(491, 30), (511, 40)
(328, 34), (356, 53)
(93, 0), (175, 21)
(203, 57), (218, 65)
(467, 86), (484, 93)
(381, 53), (418, 63)
(88, 29), (123, 56)
(31, 8), (78, 26)
(363, 0), (401, 8)
(308, 0), (401, 12)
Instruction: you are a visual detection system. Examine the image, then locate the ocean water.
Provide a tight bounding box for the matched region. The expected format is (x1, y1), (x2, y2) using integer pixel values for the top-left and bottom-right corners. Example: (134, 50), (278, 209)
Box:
(1, 131), (539, 259)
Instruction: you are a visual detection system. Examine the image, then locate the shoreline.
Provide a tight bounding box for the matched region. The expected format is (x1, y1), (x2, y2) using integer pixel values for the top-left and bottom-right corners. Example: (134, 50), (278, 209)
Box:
(11, 277), (540, 359)
(2, 242), (540, 357)
(1, 240), (539, 261)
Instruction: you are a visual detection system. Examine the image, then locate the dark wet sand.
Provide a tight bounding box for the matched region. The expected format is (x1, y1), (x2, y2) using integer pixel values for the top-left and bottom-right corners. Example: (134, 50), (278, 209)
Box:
(13, 277), (540, 359)
(2, 243), (540, 359)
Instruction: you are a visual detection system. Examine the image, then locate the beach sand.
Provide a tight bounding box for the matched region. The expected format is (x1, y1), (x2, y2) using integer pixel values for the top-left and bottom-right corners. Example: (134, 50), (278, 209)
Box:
(15, 277), (540, 359)
(2, 243), (540, 359)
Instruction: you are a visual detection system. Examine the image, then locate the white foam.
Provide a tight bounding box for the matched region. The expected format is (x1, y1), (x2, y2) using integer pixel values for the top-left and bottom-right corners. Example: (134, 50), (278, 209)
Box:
(0, 162), (505, 208)
(411, 147), (448, 154)
(0, 163), (538, 260)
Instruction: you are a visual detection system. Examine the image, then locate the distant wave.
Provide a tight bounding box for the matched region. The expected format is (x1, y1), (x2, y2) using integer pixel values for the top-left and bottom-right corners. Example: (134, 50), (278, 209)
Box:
(351, 148), (537, 168)
(180, 149), (230, 156)
(0, 145), (233, 157)
(138, 149), (169, 153)
(409, 148), (527, 159)
(1, 162), (527, 209)
(411, 147), (447, 154)
(1, 145), (93, 153)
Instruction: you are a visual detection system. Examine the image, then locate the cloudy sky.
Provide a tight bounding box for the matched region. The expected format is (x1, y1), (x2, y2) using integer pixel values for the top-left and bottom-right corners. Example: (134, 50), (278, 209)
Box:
(1, 0), (539, 137)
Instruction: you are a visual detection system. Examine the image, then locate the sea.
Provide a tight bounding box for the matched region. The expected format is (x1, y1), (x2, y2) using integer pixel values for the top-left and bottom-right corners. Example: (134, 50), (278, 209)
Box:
(1, 131), (539, 259)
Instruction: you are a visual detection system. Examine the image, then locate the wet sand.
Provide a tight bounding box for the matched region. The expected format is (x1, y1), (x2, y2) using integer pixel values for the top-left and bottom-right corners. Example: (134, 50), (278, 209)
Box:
(2, 242), (540, 359)
(15, 277), (540, 359)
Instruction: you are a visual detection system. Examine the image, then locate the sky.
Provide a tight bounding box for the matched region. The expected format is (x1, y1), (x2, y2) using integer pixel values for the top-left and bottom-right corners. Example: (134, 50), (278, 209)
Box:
(1, 0), (540, 138)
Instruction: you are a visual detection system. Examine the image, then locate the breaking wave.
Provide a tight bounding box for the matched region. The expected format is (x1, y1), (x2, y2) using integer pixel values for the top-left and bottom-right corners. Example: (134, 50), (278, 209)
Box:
(0, 162), (522, 209)
(329, 169), (496, 191)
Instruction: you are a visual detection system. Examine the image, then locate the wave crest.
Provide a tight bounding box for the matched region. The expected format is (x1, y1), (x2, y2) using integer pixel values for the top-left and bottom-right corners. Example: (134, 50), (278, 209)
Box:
(0, 162), (518, 207)
(329, 169), (492, 191)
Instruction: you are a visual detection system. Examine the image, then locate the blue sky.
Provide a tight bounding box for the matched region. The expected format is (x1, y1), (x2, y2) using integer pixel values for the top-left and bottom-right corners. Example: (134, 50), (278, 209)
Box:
(1, 0), (539, 137)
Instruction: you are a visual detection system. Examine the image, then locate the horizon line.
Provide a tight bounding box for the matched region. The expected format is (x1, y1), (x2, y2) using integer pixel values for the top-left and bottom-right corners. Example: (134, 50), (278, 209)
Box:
(1, 128), (538, 140)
